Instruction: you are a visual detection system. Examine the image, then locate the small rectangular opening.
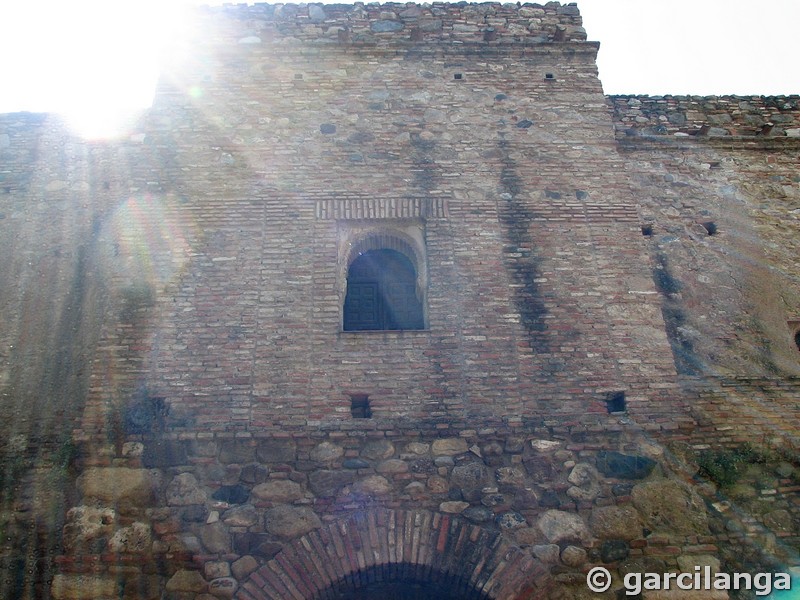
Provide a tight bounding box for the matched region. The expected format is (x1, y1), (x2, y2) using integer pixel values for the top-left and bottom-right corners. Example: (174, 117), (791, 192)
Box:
(605, 391), (626, 414)
(453, 73), (463, 80)
(788, 321), (800, 352)
(641, 224), (653, 237)
(350, 394), (372, 419)
(544, 73), (555, 80)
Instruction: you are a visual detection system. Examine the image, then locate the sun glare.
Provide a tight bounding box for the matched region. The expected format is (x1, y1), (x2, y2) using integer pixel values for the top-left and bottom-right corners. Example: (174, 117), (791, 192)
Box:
(0, 0), (190, 139)
(64, 108), (146, 141)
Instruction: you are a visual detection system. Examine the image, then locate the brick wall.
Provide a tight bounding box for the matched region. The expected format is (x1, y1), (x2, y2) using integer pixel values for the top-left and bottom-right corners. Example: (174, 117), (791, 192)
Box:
(67, 2), (687, 438)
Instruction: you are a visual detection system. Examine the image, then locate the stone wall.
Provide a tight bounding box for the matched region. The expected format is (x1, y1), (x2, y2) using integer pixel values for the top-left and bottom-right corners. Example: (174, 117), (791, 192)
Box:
(186, 1), (588, 46)
(609, 95), (800, 138)
(606, 93), (800, 598)
(55, 422), (735, 600)
(0, 113), (126, 600)
(612, 131), (800, 377)
(608, 96), (800, 402)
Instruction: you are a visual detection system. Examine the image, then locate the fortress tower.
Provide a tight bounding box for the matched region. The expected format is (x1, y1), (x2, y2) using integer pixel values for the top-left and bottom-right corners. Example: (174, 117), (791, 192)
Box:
(0, 3), (799, 599)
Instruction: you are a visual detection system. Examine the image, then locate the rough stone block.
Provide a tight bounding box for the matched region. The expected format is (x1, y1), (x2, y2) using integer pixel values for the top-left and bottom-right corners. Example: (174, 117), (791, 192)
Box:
(165, 570), (207, 593)
(51, 574), (118, 600)
(264, 505), (322, 540)
(77, 468), (156, 506)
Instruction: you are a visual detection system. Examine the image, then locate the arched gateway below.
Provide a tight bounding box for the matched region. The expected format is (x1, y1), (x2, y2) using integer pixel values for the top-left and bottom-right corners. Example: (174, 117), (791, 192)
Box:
(318, 563), (492, 599)
(235, 509), (552, 600)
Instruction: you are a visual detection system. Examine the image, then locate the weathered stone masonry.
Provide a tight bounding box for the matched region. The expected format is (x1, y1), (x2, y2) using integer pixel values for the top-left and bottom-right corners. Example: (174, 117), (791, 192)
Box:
(0, 3), (799, 599)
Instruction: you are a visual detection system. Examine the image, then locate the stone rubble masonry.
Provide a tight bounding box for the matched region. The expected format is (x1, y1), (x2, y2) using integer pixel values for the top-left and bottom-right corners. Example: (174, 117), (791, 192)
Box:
(0, 2), (799, 600)
(188, 1), (588, 47)
(609, 95), (800, 138)
(611, 93), (800, 448)
(54, 425), (739, 600)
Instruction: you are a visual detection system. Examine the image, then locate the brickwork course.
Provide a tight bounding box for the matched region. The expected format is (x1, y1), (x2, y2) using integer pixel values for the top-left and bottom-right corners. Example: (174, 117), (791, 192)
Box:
(0, 2), (799, 599)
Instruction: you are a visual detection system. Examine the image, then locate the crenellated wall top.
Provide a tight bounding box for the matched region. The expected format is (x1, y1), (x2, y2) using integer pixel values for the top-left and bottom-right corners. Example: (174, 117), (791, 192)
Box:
(609, 94), (800, 139)
(194, 2), (588, 46)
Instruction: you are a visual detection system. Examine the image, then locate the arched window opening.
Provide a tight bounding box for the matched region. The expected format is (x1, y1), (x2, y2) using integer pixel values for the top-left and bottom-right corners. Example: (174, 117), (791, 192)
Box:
(343, 249), (425, 331)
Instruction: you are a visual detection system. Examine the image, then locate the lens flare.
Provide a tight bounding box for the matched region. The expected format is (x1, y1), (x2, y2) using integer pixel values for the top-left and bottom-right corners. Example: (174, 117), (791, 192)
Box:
(100, 194), (194, 293)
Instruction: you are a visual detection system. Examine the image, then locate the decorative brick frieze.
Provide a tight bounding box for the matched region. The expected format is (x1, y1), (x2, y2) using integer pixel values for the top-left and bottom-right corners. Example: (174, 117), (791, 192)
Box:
(315, 197), (448, 220)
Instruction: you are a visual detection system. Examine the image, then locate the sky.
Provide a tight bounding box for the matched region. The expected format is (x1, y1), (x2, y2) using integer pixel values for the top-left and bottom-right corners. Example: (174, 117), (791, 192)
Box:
(580, 0), (800, 97)
(0, 0), (797, 135)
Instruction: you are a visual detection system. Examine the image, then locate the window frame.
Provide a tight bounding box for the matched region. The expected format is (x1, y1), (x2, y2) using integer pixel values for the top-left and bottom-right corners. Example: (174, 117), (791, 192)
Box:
(338, 224), (428, 333)
(343, 249), (425, 331)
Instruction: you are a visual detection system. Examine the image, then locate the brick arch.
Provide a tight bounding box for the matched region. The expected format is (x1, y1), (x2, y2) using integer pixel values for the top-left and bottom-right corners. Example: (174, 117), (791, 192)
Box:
(338, 227), (429, 329)
(236, 509), (553, 600)
(341, 228), (427, 292)
(344, 229), (424, 277)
